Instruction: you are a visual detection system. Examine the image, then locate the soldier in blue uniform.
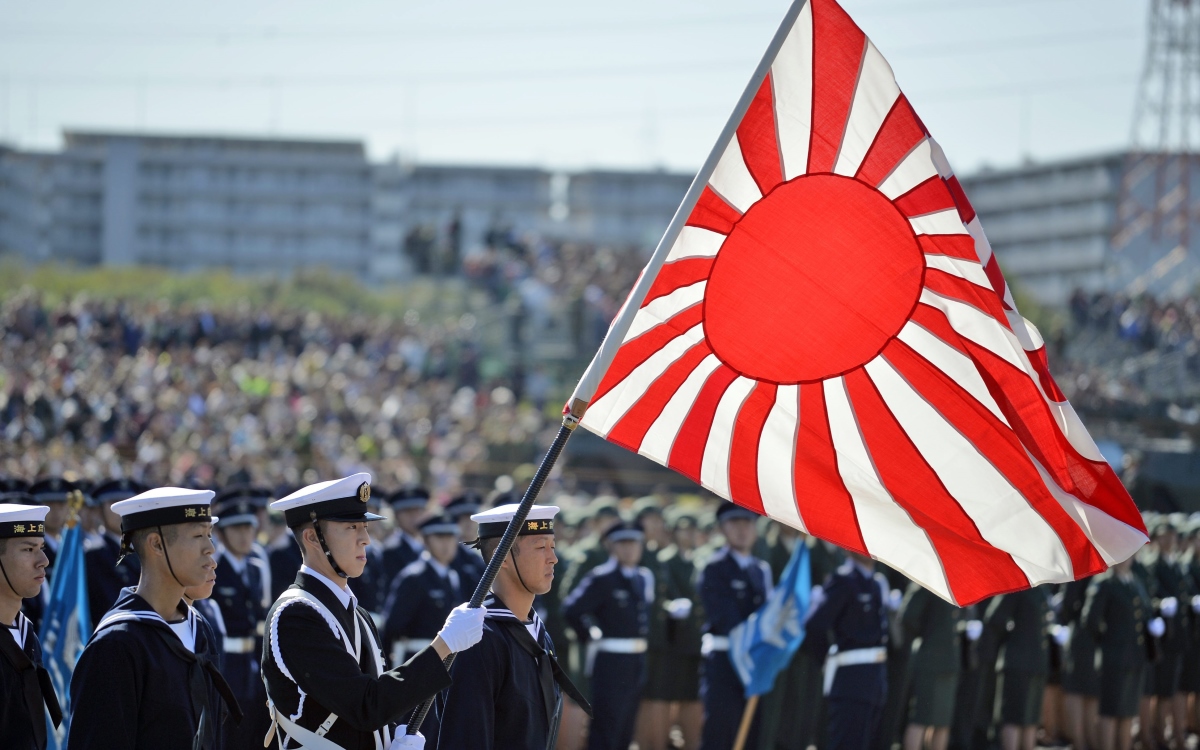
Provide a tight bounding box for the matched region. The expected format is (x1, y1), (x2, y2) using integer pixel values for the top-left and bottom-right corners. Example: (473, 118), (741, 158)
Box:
(805, 551), (890, 750)
(435, 503), (592, 750)
(0, 503), (62, 750)
(210, 487), (274, 749)
(383, 515), (466, 667)
(697, 503), (773, 750)
(383, 487), (430, 584)
(262, 474), (483, 750)
(84, 478), (147, 620)
(445, 491), (486, 594)
(68, 486), (244, 749)
(563, 521), (654, 750)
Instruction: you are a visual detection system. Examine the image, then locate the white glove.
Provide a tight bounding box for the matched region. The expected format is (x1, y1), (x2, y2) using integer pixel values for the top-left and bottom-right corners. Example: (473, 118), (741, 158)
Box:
(666, 598), (693, 620)
(887, 589), (903, 612)
(809, 585), (826, 611)
(588, 625), (604, 642)
(389, 727), (425, 750)
(436, 604), (485, 653)
(1160, 597), (1179, 617)
(1148, 617), (1166, 638)
(1052, 624), (1070, 646)
(965, 620), (983, 642)
(1191, 594), (1200, 613)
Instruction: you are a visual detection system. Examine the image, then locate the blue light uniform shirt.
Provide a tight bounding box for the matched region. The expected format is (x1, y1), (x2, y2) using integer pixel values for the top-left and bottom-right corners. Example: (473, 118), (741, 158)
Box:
(563, 558), (654, 750)
(85, 531), (141, 620)
(450, 545), (485, 597)
(211, 548), (272, 749)
(804, 560), (890, 750)
(382, 552), (463, 666)
(697, 547), (772, 750)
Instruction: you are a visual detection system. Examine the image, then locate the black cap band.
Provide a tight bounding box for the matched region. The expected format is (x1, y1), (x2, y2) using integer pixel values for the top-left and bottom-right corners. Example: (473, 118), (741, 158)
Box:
(0, 521), (46, 539)
(476, 518), (555, 540)
(120, 505), (212, 533)
(283, 494), (381, 528)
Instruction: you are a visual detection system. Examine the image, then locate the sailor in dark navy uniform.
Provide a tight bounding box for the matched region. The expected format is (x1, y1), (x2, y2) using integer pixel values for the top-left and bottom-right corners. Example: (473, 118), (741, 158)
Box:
(24, 478), (77, 632)
(435, 503), (592, 750)
(68, 487), (243, 750)
(563, 521), (654, 750)
(445, 492), (486, 594)
(84, 478), (147, 620)
(210, 487), (274, 749)
(696, 503), (772, 750)
(0, 503), (62, 750)
(383, 515), (465, 668)
(805, 551), (890, 750)
(382, 487), (430, 585)
(262, 474), (483, 750)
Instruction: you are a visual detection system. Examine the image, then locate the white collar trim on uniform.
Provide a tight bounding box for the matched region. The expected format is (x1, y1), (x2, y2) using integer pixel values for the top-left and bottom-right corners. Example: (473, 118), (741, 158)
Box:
(300, 563), (356, 610)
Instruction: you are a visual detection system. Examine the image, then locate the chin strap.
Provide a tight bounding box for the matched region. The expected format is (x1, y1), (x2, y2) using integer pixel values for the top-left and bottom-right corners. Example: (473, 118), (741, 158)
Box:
(158, 526), (186, 588)
(0, 558), (17, 598)
(510, 547), (539, 595)
(310, 512), (349, 579)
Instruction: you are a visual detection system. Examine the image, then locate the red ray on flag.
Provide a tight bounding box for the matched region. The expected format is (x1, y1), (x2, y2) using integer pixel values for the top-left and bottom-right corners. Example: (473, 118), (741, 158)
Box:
(567, 0), (1147, 605)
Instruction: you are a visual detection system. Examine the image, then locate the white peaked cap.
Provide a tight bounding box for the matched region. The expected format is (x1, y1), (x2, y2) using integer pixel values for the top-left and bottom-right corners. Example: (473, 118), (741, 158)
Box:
(270, 473), (382, 527)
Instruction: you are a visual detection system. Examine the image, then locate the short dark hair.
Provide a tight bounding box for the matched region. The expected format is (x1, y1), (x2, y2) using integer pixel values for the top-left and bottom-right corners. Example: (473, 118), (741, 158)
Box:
(129, 525), (180, 557)
(480, 537), (502, 564)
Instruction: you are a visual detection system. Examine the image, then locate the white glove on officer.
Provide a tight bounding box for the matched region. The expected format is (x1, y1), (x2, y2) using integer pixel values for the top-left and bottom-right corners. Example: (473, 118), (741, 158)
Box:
(886, 589), (903, 612)
(665, 598), (693, 620)
(1192, 594), (1200, 614)
(965, 620), (983, 642)
(1148, 617), (1166, 638)
(389, 727), (424, 750)
(1160, 597), (1179, 617)
(436, 603), (485, 653)
(1052, 624), (1070, 646)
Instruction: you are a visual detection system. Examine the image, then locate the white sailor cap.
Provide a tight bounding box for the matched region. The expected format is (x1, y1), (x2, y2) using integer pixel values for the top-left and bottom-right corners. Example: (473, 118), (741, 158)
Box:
(270, 473), (384, 528)
(471, 503), (560, 540)
(111, 488), (217, 534)
(0, 504), (51, 539)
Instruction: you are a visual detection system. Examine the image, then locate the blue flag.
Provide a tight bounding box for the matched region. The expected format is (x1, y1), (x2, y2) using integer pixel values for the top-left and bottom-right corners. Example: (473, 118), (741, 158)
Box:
(39, 521), (91, 750)
(728, 540), (811, 698)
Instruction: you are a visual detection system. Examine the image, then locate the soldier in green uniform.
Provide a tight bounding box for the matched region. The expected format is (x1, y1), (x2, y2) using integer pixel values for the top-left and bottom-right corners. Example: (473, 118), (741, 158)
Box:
(1084, 555), (1161, 750)
(983, 587), (1052, 750)
(637, 508), (706, 750)
(900, 582), (967, 750)
(1179, 520), (1200, 737)
(1139, 519), (1191, 750)
(1059, 576), (1101, 750)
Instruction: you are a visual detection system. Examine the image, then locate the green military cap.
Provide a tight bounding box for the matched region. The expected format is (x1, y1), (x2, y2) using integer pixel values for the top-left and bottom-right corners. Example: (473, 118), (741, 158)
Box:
(588, 497), (622, 520)
(633, 495), (664, 520)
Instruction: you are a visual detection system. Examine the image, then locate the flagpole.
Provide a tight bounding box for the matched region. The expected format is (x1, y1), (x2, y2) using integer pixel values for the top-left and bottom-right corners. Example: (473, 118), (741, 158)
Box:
(568, 0), (810, 416)
(732, 695), (760, 750)
(406, 413), (580, 734)
(410, 0), (812, 733)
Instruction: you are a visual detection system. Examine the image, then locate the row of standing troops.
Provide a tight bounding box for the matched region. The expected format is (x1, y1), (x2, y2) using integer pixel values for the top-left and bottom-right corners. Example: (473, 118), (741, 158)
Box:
(4, 469), (1197, 750)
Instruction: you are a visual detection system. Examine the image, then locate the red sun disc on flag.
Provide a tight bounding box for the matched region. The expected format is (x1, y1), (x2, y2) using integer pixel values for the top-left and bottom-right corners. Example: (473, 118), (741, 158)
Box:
(571, 0), (1148, 606)
(705, 174), (924, 383)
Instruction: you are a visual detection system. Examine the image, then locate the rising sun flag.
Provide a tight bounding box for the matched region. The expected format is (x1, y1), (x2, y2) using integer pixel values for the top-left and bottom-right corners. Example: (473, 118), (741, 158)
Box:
(566, 0), (1148, 606)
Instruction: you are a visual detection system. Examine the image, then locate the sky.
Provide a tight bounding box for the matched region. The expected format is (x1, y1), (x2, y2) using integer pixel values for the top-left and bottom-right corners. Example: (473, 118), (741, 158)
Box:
(0, 0), (1147, 175)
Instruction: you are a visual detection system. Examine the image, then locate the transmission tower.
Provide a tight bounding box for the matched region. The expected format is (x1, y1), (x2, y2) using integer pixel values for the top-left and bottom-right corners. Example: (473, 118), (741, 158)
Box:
(1112, 0), (1200, 296)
